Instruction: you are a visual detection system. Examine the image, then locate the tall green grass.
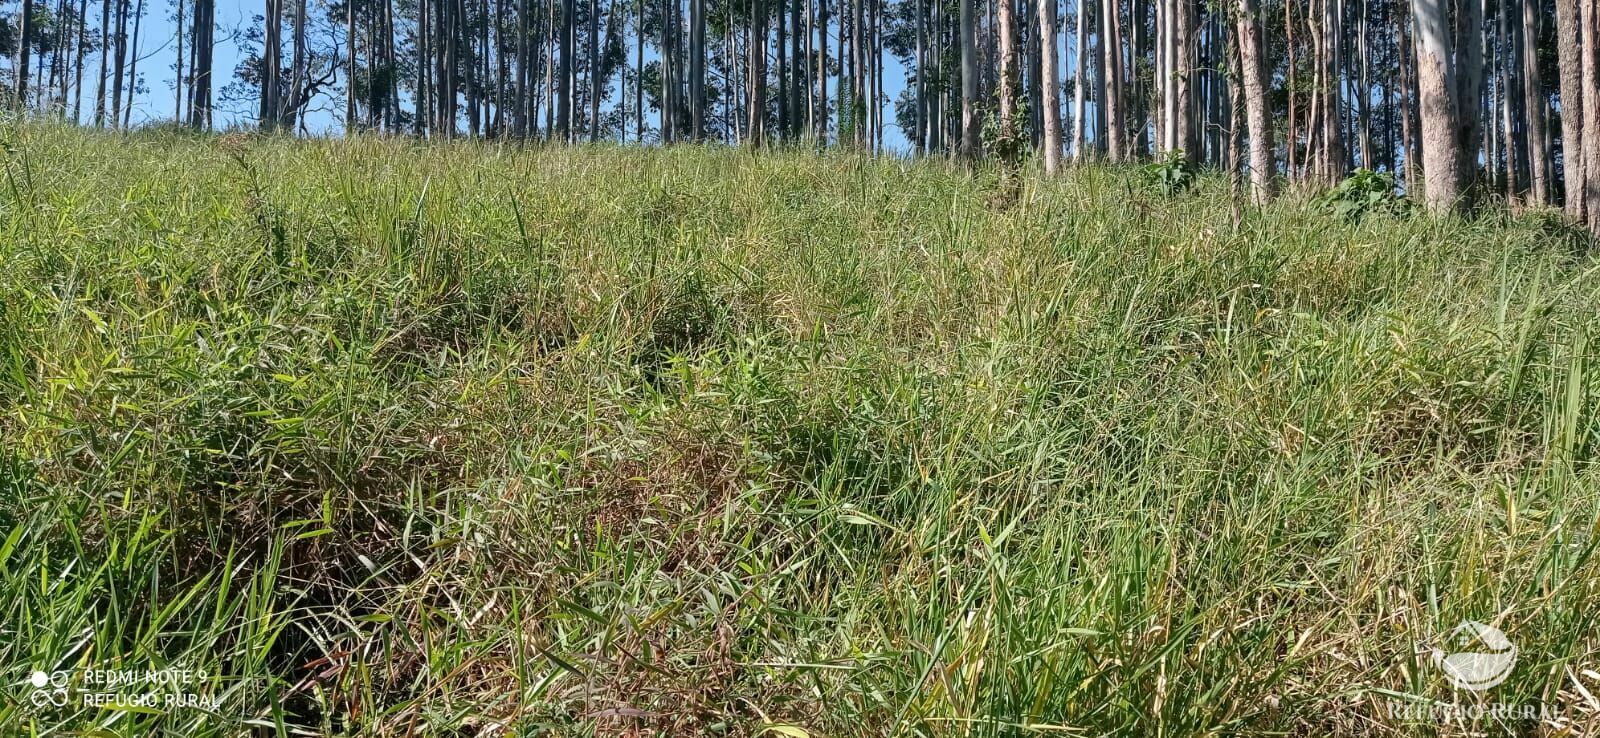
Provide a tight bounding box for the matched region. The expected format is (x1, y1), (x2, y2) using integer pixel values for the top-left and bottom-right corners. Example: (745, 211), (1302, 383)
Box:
(1, 122), (1597, 736)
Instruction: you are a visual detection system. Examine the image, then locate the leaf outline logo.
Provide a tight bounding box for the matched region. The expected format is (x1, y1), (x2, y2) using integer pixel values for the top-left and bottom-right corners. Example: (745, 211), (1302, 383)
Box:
(1431, 620), (1517, 692)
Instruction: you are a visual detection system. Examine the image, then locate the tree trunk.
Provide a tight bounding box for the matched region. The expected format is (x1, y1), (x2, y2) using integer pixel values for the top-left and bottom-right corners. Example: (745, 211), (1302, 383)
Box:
(1091, 1), (1105, 151)
(111, 0), (127, 127)
(1583, 0), (1600, 230)
(416, 0), (428, 133)
(1236, 0), (1273, 203)
(851, 0), (864, 145)
(1412, 0), (1467, 212)
(1072, 0), (1087, 160)
(589, 0), (601, 141)
(634, 0), (643, 140)
(389, 0), (401, 131)
(557, 0), (573, 140)
(1159, 0), (1180, 152)
(664, 0), (678, 141)
(263, 0), (279, 128)
(1556, 0), (1585, 218)
(776, 0), (788, 138)
(997, 0), (1020, 167)
(1452, 0), (1484, 203)
(662, 0), (672, 140)
(1358, 0), (1373, 168)
(790, 0), (802, 140)
(1320, 0), (1345, 180)
(123, 0), (143, 128)
(690, 0), (705, 138)
(1026, 0), (1042, 150)
(1038, 0), (1062, 173)
(74, 0), (88, 120)
(874, 0), (884, 148)
(1523, 0), (1550, 205)
(17, 0), (33, 108)
(465, 0), (479, 137)
(1284, 0), (1296, 175)
(818, 0), (828, 140)
(346, 0), (356, 133)
(1172, 0), (1192, 155)
(749, 0), (768, 146)
(475, 0), (488, 135)
(190, 0), (213, 128)
(915, 0), (926, 152)
(1131, 0), (1148, 156)
(50, 0), (67, 110)
(806, 0), (816, 139)
(94, 0), (109, 125)
(960, 0), (980, 160)
(1401, 13), (1418, 190)
(289, 0), (306, 129)
(1100, 0), (1122, 160)
(514, 0), (526, 135)
(1497, 0), (1518, 196)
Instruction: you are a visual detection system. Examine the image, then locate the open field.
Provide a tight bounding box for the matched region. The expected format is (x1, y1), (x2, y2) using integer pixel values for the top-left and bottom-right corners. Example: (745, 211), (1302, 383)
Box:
(1, 124), (1599, 736)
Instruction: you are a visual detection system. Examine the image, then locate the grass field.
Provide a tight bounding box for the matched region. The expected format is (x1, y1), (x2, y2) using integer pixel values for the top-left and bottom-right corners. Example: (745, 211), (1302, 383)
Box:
(1, 123), (1599, 736)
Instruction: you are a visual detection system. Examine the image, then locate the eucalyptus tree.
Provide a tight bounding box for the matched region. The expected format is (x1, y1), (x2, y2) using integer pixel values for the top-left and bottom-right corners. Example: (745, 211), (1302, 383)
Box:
(1522, 0), (1550, 204)
(749, 0), (768, 146)
(1235, 0), (1272, 202)
(1582, 0), (1600, 230)
(17, 0), (34, 107)
(958, 0), (977, 159)
(15, 0), (1600, 236)
(1037, 0), (1060, 173)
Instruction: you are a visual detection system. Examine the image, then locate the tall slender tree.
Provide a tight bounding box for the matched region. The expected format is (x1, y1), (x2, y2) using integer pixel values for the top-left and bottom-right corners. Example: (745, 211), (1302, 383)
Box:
(690, 0), (705, 138)
(17, 0), (35, 108)
(123, 0), (144, 127)
(557, 0), (573, 139)
(1100, 0), (1122, 160)
(1583, 0), (1600, 229)
(997, 0), (1020, 171)
(1556, 0), (1585, 219)
(263, 0), (281, 129)
(1235, 0), (1273, 203)
(960, 0), (979, 159)
(749, 0), (769, 146)
(1411, 0), (1469, 211)
(189, 0), (213, 128)
(1038, 0), (1061, 173)
(1072, 0), (1087, 159)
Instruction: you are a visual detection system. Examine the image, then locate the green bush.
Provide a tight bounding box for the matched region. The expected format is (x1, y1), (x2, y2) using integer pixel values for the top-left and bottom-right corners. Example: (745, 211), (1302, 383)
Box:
(1314, 168), (1412, 221)
(1142, 148), (1199, 195)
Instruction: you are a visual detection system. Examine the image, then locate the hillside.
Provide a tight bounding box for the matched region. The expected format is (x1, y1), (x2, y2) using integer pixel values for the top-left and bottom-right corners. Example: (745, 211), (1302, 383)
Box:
(1, 125), (1598, 736)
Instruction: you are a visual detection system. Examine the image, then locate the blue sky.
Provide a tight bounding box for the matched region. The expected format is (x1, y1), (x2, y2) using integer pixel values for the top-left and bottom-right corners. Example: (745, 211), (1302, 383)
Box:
(114, 0), (251, 127)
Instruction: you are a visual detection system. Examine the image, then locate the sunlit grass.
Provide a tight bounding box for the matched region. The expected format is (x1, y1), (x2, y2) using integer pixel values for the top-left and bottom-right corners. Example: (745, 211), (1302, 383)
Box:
(1, 122), (1598, 736)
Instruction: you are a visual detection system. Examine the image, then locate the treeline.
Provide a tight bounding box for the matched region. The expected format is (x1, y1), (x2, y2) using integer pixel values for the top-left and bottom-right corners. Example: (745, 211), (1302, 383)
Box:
(4, 0), (1600, 229)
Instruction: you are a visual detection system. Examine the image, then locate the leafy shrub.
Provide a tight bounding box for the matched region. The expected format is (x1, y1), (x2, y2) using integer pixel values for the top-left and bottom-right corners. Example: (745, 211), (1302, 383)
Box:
(980, 104), (1030, 158)
(1143, 149), (1197, 195)
(1315, 168), (1411, 221)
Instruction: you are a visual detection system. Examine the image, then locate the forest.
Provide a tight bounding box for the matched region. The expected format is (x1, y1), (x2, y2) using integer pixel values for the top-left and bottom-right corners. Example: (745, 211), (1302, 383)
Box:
(4, 0), (1600, 224)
